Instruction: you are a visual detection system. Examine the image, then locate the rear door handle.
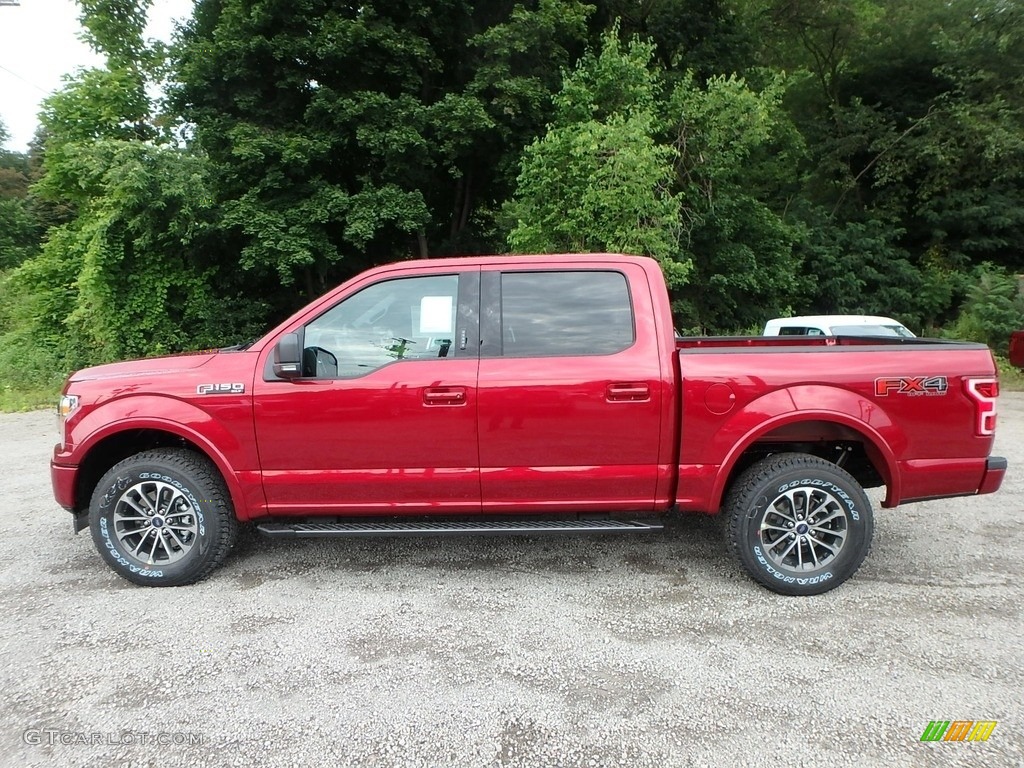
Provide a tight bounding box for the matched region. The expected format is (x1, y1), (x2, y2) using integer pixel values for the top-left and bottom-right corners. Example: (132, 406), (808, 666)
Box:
(423, 386), (467, 405)
(606, 382), (650, 402)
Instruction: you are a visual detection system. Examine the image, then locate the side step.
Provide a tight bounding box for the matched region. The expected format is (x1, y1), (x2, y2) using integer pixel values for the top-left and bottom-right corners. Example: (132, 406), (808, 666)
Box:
(257, 518), (664, 538)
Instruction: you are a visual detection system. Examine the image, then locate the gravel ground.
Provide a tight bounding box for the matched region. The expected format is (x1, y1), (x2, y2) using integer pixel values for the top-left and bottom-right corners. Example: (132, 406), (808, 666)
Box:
(0, 396), (1022, 768)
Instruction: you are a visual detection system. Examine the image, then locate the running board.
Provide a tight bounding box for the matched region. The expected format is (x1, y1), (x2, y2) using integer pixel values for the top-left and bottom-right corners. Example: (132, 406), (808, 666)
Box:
(257, 519), (664, 538)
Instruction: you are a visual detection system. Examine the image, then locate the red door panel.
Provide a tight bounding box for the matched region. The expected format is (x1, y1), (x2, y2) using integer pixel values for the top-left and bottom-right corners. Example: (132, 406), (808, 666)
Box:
(477, 264), (665, 513)
(254, 360), (480, 514)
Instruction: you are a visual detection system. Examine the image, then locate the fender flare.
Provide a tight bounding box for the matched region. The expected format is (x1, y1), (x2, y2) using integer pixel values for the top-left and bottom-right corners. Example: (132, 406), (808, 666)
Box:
(709, 389), (902, 511)
(71, 398), (251, 518)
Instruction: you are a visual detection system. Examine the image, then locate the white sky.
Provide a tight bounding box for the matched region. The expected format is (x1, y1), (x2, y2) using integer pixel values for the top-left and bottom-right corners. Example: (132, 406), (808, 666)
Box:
(0, 0), (195, 151)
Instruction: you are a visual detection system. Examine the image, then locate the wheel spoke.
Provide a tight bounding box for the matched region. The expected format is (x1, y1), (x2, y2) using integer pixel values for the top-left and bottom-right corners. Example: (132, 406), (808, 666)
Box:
(810, 536), (839, 554)
(164, 526), (187, 550)
(156, 530), (174, 560)
(130, 528), (153, 556)
(807, 539), (821, 567)
(122, 496), (151, 517)
(113, 479), (200, 566)
(146, 528), (161, 564)
(810, 522), (846, 539)
(786, 489), (809, 514)
(153, 487), (168, 516)
(769, 505), (796, 523)
(135, 490), (158, 514)
(777, 537), (798, 561)
(809, 498), (833, 518)
(811, 511), (845, 526)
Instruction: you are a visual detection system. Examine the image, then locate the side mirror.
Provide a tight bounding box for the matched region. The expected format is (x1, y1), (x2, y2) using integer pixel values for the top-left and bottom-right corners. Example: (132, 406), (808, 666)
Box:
(273, 332), (302, 378)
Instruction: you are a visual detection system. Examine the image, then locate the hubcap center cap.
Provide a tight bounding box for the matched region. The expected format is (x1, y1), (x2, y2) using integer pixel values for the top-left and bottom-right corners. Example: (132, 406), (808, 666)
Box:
(151, 517), (165, 528)
(796, 523), (809, 534)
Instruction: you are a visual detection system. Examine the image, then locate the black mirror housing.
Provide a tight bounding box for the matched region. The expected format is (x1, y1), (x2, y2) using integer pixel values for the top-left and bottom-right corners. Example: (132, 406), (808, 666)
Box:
(273, 332), (302, 378)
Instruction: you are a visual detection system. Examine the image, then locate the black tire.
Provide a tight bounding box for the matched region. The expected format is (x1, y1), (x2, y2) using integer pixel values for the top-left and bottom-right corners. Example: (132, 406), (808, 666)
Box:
(89, 448), (238, 586)
(725, 452), (874, 596)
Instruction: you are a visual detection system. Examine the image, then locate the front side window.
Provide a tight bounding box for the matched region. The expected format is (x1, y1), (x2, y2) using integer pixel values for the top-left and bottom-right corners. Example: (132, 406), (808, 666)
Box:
(500, 271), (634, 357)
(303, 274), (459, 378)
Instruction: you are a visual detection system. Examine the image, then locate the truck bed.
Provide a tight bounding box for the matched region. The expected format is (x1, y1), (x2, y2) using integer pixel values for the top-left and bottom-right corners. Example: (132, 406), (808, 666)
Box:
(671, 335), (1001, 513)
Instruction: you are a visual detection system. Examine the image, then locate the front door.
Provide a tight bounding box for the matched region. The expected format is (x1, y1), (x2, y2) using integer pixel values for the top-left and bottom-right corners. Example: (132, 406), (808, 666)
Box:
(254, 270), (481, 515)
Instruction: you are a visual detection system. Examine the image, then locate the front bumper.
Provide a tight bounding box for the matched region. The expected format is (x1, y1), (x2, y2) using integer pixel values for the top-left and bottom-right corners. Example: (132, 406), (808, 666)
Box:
(51, 455), (77, 512)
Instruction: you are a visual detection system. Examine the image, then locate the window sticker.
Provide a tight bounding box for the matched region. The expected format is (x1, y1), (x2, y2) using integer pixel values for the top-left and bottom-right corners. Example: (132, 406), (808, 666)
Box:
(419, 296), (454, 334)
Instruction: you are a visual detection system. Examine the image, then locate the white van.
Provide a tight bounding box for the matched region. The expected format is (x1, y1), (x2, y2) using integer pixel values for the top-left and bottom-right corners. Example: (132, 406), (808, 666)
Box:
(763, 315), (916, 338)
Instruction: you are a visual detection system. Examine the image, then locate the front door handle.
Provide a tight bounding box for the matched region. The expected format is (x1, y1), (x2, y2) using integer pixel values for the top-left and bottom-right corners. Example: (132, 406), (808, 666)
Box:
(423, 386), (467, 406)
(606, 382), (650, 402)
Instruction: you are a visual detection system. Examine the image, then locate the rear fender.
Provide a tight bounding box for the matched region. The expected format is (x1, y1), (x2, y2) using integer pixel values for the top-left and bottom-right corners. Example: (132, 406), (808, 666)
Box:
(710, 385), (902, 509)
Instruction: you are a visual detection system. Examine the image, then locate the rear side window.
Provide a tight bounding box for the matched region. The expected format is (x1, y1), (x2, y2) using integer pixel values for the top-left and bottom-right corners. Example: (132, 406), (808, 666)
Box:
(500, 271), (634, 357)
(779, 326), (823, 336)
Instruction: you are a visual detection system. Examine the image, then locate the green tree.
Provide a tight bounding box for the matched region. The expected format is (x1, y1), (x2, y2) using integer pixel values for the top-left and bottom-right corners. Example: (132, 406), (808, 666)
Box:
(5, 0), (253, 369)
(594, 0), (755, 81)
(173, 0), (594, 302)
(667, 72), (803, 331)
(506, 31), (688, 285)
(951, 265), (1024, 356)
(0, 119), (41, 269)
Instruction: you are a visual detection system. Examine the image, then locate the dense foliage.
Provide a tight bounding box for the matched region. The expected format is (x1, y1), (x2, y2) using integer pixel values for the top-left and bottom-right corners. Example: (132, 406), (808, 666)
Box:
(2, 0), (1024, 404)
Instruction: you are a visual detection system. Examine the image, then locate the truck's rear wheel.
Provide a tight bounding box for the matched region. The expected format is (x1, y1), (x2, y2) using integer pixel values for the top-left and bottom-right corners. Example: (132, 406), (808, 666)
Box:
(725, 453), (873, 596)
(89, 449), (238, 586)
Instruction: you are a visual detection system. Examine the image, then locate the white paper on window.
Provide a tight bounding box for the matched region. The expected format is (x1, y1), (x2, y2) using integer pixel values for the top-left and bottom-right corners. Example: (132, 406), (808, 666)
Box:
(419, 296), (454, 334)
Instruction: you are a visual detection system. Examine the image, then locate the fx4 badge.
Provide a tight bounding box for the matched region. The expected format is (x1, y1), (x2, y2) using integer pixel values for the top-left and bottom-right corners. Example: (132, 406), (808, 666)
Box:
(874, 376), (948, 397)
(197, 383), (245, 395)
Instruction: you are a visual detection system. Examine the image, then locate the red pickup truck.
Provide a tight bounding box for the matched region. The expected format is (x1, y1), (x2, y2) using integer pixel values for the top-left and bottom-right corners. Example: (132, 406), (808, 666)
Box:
(51, 255), (1007, 595)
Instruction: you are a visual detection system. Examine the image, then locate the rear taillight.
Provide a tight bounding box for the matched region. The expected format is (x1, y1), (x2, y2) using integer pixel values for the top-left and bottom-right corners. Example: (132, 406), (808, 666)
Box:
(965, 377), (999, 436)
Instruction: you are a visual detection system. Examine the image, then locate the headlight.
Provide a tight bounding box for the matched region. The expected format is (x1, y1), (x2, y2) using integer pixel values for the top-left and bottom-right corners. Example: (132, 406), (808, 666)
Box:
(58, 394), (79, 419)
(57, 394), (79, 449)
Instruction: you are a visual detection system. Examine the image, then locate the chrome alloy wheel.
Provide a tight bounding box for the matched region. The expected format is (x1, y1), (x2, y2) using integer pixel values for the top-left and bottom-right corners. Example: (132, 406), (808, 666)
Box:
(112, 480), (199, 566)
(759, 485), (849, 572)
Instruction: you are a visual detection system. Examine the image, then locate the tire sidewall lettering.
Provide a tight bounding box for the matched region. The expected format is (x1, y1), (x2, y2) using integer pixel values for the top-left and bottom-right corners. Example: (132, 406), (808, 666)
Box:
(776, 477), (860, 521)
(97, 517), (164, 579)
(753, 545), (834, 585)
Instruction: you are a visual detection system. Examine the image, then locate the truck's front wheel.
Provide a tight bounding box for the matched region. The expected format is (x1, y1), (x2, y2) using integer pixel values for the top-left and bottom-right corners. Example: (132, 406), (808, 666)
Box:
(725, 453), (874, 596)
(89, 449), (238, 586)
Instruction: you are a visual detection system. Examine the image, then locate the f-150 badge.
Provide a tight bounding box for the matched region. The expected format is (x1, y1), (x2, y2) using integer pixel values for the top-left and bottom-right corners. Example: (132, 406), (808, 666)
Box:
(874, 376), (948, 397)
(197, 383), (245, 394)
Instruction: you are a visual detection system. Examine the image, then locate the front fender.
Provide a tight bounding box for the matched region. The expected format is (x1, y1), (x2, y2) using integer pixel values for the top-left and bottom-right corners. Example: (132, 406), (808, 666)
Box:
(58, 394), (259, 521)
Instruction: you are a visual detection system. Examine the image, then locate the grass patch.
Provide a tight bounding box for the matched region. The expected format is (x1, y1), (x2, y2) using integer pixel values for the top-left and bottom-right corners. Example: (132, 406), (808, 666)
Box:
(0, 383), (60, 412)
(996, 356), (1024, 391)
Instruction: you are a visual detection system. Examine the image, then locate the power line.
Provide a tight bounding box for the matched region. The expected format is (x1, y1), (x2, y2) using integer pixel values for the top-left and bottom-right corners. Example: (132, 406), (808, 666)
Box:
(0, 62), (49, 94)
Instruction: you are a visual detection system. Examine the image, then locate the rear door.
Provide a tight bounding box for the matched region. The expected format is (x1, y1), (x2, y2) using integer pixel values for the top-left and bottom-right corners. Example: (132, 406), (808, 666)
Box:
(477, 262), (664, 513)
